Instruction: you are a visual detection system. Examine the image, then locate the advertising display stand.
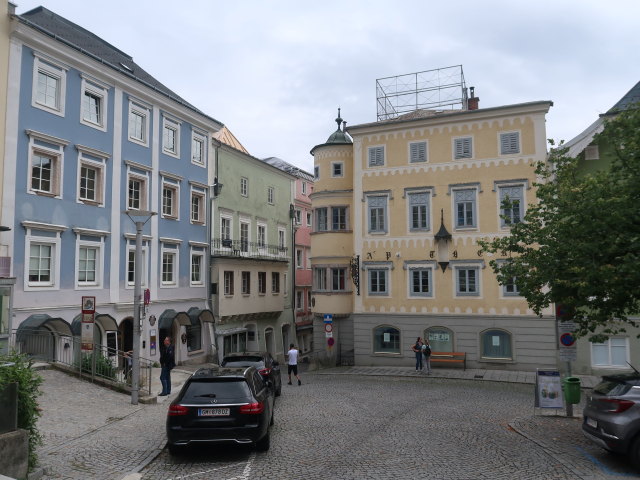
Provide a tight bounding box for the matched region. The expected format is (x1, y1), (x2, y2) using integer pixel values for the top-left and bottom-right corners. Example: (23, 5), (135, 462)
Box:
(535, 369), (564, 415)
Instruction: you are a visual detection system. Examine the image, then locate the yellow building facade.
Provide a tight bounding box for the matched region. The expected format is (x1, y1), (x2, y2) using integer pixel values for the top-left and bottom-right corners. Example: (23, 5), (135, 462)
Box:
(311, 100), (557, 370)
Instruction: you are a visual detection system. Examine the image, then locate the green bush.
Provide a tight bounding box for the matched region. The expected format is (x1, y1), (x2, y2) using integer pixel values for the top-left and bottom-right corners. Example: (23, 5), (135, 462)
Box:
(0, 351), (43, 471)
(80, 352), (116, 380)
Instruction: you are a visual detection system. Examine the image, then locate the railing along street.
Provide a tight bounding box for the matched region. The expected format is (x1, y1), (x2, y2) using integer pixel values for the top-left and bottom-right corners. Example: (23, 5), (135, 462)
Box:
(9, 329), (153, 396)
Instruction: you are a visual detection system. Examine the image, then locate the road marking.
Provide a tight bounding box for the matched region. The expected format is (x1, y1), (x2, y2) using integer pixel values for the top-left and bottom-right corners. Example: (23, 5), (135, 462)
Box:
(575, 446), (637, 477)
(165, 452), (255, 480)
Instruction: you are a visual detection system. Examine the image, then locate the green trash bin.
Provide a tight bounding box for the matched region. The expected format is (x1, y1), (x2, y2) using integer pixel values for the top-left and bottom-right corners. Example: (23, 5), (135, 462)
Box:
(563, 376), (581, 404)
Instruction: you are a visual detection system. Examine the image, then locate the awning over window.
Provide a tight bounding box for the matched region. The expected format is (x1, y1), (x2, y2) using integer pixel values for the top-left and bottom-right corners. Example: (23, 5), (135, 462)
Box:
(70, 313), (118, 336)
(186, 307), (214, 326)
(216, 327), (248, 336)
(17, 314), (72, 337)
(158, 309), (191, 330)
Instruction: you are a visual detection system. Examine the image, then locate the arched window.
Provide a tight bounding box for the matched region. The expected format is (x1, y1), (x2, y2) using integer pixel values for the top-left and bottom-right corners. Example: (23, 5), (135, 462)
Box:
(373, 326), (400, 354)
(480, 329), (512, 359)
(425, 326), (453, 352)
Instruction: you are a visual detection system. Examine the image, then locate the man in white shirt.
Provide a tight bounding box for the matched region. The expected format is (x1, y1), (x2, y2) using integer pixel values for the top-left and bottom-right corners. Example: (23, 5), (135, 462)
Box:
(286, 343), (302, 386)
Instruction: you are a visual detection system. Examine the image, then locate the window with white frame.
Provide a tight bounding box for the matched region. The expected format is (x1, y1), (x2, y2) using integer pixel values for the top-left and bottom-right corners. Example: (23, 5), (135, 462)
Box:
(241, 271), (251, 294)
(454, 188), (477, 228)
(240, 177), (248, 196)
(32, 57), (66, 116)
(316, 208), (328, 232)
(224, 271), (234, 295)
(284, 272), (288, 296)
(257, 224), (266, 247)
(221, 216), (232, 242)
(332, 206), (347, 230)
(408, 191), (430, 231)
(127, 173), (148, 211)
(161, 245), (178, 286)
(314, 267), (327, 291)
(332, 268), (346, 291)
(162, 117), (180, 156)
(75, 233), (105, 288)
(409, 141), (427, 163)
(296, 249), (302, 268)
(240, 222), (249, 252)
(24, 225), (63, 290)
(271, 272), (280, 293)
(267, 186), (274, 204)
(591, 337), (629, 367)
(190, 189), (205, 224)
(161, 180), (179, 219)
(454, 137), (473, 159)
(332, 162), (344, 177)
(306, 212), (312, 227)
(191, 131), (206, 165)
(367, 196), (388, 233)
(278, 229), (285, 250)
(295, 209), (302, 225)
(455, 266), (480, 296)
(258, 271), (267, 295)
(368, 146), (384, 167)
(80, 78), (108, 130)
(302, 182), (307, 195)
(499, 132), (520, 155)
(27, 131), (67, 198)
(409, 267), (432, 297)
(296, 290), (303, 310)
(126, 243), (147, 287)
(77, 150), (107, 206)
(499, 185), (523, 226)
(481, 329), (512, 359)
(190, 250), (204, 286)
(128, 101), (149, 145)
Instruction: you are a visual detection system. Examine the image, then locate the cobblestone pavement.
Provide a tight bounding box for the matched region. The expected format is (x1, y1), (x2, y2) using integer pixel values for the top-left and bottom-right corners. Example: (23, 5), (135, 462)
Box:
(32, 366), (639, 480)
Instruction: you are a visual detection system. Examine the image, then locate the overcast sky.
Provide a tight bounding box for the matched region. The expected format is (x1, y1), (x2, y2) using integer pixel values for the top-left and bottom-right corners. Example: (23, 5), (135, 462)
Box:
(13, 0), (640, 173)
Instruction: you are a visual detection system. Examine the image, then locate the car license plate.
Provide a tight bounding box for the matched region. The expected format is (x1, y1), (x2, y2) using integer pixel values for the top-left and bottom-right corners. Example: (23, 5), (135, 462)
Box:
(198, 408), (230, 417)
(586, 417), (597, 428)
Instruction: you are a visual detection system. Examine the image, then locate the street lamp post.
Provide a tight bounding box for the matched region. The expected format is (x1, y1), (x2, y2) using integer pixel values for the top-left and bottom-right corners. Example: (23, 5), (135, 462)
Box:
(125, 210), (156, 405)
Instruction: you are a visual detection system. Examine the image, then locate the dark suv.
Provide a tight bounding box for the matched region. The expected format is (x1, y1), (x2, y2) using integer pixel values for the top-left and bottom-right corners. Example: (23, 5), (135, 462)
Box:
(166, 366), (275, 454)
(221, 352), (282, 396)
(582, 372), (640, 468)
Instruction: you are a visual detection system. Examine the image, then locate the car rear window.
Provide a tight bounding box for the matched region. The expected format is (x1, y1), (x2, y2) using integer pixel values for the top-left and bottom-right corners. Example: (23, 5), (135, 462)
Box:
(181, 379), (252, 403)
(593, 380), (632, 396)
(222, 357), (265, 368)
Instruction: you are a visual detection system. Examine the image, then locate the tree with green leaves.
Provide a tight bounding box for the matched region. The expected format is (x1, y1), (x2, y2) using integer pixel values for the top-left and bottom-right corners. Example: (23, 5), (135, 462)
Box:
(479, 105), (640, 341)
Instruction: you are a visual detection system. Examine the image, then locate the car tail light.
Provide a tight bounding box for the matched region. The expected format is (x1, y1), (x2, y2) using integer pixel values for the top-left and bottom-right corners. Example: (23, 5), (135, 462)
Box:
(239, 402), (265, 414)
(598, 398), (635, 413)
(168, 404), (189, 416)
(258, 368), (272, 376)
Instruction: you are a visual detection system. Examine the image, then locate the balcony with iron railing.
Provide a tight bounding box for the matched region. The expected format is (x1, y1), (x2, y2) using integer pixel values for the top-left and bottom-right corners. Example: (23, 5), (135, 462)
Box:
(211, 238), (289, 262)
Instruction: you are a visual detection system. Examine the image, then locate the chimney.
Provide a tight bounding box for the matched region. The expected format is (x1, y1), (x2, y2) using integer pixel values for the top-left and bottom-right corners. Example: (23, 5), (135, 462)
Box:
(467, 86), (479, 111)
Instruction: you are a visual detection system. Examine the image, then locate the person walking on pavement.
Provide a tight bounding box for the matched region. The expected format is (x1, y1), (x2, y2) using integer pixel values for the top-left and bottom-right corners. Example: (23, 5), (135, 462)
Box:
(286, 343), (302, 386)
(159, 336), (175, 396)
(412, 337), (424, 371)
(422, 337), (432, 374)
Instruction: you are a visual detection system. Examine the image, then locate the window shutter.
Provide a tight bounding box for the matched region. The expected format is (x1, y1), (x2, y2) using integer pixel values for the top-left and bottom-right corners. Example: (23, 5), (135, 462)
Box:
(410, 142), (427, 163)
(500, 132), (519, 154)
(455, 138), (471, 159)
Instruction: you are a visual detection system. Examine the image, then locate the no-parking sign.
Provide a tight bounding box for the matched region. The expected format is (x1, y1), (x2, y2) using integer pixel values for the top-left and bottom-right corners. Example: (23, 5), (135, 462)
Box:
(558, 321), (577, 361)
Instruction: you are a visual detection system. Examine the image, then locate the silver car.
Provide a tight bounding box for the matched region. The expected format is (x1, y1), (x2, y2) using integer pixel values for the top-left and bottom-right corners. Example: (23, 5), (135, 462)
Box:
(582, 372), (640, 469)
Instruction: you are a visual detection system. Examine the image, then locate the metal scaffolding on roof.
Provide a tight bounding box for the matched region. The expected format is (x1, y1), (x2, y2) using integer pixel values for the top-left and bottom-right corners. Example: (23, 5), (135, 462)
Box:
(376, 65), (468, 121)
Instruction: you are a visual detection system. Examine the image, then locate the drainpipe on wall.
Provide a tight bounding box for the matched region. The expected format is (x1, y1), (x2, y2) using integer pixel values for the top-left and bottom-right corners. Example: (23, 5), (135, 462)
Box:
(208, 137), (222, 363)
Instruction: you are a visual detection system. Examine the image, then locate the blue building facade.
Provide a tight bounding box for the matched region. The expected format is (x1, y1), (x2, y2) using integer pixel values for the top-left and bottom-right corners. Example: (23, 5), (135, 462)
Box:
(1, 7), (222, 366)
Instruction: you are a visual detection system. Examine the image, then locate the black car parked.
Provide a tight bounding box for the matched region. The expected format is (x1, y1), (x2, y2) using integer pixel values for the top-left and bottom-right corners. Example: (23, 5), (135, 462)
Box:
(166, 366), (275, 454)
(221, 352), (282, 396)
